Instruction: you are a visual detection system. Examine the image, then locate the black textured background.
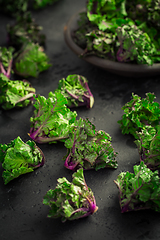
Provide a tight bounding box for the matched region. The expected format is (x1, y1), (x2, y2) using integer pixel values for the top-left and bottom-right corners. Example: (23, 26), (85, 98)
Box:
(1, 1), (160, 240)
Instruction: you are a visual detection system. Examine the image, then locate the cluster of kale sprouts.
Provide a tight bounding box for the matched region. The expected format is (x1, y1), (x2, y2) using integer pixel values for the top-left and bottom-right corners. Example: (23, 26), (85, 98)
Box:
(73, 0), (160, 65)
(115, 92), (160, 213)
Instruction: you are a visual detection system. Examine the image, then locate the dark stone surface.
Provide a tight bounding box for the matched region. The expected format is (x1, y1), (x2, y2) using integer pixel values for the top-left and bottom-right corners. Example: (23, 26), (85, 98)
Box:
(0, 1), (160, 240)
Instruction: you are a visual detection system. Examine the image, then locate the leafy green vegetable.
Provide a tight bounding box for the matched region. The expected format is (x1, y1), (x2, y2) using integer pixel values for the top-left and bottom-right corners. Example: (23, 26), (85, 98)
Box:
(73, 0), (160, 65)
(7, 11), (46, 51)
(0, 136), (45, 184)
(13, 42), (51, 78)
(126, 0), (160, 27)
(87, 0), (127, 31)
(29, 91), (77, 143)
(0, 73), (36, 110)
(33, 0), (61, 9)
(125, 0), (150, 22)
(55, 74), (94, 108)
(63, 118), (118, 171)
(0, 0), (61, 16)
(82, 29), (116, 60)
(73, 12), (97, 49)
(147, 0), (160, 28)
(114, 161), (160, 213)
(135, 125), (160, 170)
(6, 12), (51, 79)
(0, 0), (28, 17)
(0, 47), (14, 78)
(116, 24), (156, 65)
(118, 92), (160, 139)
(43, 168), (98, 222)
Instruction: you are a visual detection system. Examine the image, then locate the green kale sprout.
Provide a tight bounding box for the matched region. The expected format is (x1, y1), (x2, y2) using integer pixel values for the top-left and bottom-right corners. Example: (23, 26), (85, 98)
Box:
(118, 92), (160, 139)
(135, 125), (160, 170)
(29, 91), (77, 143)
(55, 74), (94, 108)
(114, 161), (160, 213)
(0, 73), (36, 110)
(63, 118), (118, 171)
(7, 11), (46, 51)
(0, 136), (45, 184)
(13, 42), (51, 78)
(43, 168), (98, 222)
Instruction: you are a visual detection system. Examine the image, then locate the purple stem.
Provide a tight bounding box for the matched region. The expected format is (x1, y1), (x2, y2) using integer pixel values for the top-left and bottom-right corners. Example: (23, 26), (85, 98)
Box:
(29, 128), (68, 143)
(0, 59), (12, 78)
(6, 59), (12, 78)
(29, 100), (59, 143)
(65, 87), (91, 108)
(64, 136), (79, 170)
(15, 92), (35, 104)
(29, 127), (41, 141)
(65, 89), (79, 100)
(0, 62), (7, 76)
(65, 75), (94, 109)
(71, 195), (98, 219)
(64, 153), (78, 170)
(120, 183), (144, 213)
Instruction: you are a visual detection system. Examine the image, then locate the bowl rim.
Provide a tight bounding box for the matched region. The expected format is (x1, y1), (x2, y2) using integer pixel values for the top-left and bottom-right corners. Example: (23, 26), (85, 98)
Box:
(64, 8), (160, 77)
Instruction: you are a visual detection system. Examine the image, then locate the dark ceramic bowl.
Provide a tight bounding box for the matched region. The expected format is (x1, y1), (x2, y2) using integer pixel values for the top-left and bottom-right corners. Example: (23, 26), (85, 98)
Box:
(64, 9), (160, 77)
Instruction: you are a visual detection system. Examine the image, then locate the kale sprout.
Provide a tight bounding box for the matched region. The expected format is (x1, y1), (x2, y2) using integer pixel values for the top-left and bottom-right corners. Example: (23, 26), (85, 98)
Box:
(7, 11), (46, 51)
(0, 136), (45, 184)
(55, 74), (94, 108)
(118, 92), (160, 139)
(63, 118), (118, 171)
(0, 73), (35, 110)
(116, 24), (156, 65)
(13, 42), (51, 78)
(82, 29), (116, 60)
(43, 168), (98, 222)
(114, 161), (160, 213)
(0, 0), (28, 17)
(135, 125), (160, 170)
(29, 91), (77, 143)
